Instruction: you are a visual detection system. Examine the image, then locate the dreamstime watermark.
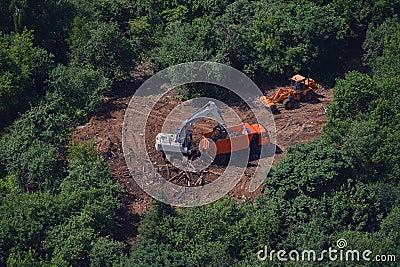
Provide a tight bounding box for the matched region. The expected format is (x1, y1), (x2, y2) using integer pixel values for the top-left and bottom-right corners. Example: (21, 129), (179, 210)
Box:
(122, 61), (276, 207)
(257, 238), (396, 263)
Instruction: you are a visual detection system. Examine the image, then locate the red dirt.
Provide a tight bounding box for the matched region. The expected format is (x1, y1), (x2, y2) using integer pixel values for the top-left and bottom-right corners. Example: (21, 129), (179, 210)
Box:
(72, 79), (332, 244)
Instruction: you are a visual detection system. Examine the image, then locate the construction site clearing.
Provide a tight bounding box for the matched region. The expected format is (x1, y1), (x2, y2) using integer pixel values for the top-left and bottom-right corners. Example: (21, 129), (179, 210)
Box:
(73, 81), (332, 216)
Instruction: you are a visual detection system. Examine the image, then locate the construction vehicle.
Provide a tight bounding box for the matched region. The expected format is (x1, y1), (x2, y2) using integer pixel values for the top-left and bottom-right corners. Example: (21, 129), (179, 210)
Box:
(155, 101), (226, 158)
(200, 122), (269, 162)
(259, 74), (318, 113)
(155, 101), (270, 162)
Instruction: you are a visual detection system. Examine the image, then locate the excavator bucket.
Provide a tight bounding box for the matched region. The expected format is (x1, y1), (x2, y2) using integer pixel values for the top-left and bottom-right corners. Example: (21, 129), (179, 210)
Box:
(259, 96), (277, 113)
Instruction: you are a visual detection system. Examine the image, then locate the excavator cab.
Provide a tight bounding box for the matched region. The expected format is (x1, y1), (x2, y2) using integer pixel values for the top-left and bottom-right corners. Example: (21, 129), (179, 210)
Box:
(156, 101), (227, 159)
(182, 130), (193, 153)
(211, 125), (228, 141)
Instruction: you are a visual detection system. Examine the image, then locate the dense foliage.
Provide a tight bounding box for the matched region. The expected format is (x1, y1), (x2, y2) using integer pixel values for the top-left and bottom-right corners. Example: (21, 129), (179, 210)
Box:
(0, 0), (399, 266)
(151, 0), (348, 83)
(0, 29), (52, 127)
(0, 142), (124, 266)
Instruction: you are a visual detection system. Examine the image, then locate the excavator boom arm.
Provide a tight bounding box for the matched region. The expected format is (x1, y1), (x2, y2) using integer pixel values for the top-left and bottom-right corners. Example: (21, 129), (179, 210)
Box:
(176, 101), (226, 142)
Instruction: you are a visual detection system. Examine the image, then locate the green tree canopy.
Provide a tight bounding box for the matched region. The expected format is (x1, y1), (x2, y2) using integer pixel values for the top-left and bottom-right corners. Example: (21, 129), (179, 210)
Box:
(68, 19), (137, 80)
(0, 29), (52, 126)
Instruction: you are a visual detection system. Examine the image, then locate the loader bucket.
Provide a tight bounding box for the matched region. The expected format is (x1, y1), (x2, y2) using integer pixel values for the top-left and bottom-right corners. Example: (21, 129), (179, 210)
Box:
(259, 96), (277, 113)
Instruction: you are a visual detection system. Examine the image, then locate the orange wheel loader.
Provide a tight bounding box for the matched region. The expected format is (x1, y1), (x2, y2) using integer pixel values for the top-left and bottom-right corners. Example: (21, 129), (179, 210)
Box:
(260, 74), (318, 113)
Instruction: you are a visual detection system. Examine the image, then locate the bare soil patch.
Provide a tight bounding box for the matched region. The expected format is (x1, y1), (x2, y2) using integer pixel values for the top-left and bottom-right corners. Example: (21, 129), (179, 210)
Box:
(73, 81), (332, 243)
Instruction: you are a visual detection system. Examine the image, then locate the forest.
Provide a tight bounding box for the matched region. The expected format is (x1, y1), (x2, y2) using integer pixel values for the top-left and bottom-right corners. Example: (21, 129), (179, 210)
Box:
(0, 0), (399, 266)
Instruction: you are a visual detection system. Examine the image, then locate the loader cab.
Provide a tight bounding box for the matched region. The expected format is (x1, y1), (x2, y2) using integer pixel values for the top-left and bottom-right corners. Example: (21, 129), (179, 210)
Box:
(291, 80), (302, 90)
(291, 74), (307, 91)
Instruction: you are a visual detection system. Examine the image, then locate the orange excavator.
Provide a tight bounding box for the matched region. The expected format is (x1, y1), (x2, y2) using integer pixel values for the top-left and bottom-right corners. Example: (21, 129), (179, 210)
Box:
(260, 74), (319, 113)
